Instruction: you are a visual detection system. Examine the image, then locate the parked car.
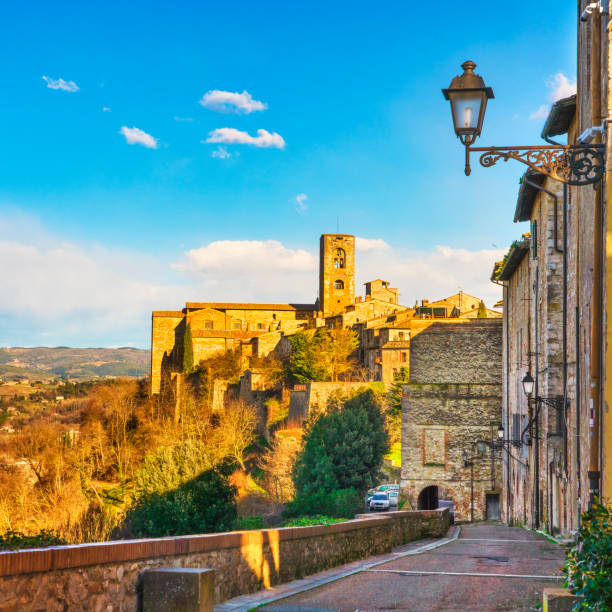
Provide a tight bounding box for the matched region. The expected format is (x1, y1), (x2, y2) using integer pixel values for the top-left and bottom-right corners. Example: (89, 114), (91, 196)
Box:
(438, 499), (455, 524)
(369, 492), (390, 512)
(388, 490), (399, 507)
(366, 488), (377, 504)
(376, 483), (399, 492)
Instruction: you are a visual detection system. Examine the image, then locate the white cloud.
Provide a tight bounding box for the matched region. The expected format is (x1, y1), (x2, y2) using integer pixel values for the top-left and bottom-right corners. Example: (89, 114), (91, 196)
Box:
(102, 107), (111, 112)
(529, 72), (577, 121)
(173, 240), (316, 275)
(174, 116), (194, 122)
(205, 128), (285, 149)
(529, 104), (549, 121)
(199, 90), (267, 114)
(211, 146), (231, 159)
(119, 126), (158, 149)
(355, 237), (390, 252)
(294, 193), (308, 214)
(42, 76), (79, 92)
(548, 72), (577, 102)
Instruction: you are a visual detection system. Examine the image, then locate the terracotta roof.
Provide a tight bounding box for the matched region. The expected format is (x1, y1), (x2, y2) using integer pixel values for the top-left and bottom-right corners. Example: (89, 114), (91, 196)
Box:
(495, 239), (530, 281)
(192, 330), (265, 340)
(186, 302), (316, 312)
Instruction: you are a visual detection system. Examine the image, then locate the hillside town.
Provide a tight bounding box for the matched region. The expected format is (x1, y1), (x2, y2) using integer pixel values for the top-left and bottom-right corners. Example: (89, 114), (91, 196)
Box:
(1, 3), (611, 612)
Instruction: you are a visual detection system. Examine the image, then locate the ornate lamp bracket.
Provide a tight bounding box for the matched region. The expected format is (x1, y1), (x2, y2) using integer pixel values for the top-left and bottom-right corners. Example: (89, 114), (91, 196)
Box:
(461, 139), (606, 186)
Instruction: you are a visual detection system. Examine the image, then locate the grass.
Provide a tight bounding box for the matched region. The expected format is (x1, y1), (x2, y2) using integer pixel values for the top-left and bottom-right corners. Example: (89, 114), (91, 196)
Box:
(384, 442), (401, 467)
(282, 516), (346, 527)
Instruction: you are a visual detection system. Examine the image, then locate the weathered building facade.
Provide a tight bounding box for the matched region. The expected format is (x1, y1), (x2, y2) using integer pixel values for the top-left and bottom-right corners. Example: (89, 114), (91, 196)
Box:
(401, 320), (503, 522)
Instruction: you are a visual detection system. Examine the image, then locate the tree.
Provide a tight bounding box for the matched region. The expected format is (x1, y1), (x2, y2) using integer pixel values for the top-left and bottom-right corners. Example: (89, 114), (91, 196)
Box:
(385, 367), (410, 415)
(259, 432), (302, 503)
(287, 332), (328, 383)
(183, 323), (194, 374)
(477, 300), (488, 318)
(293, 389), (388, 496)
(318, 329), (359, 381)
(212, 401), (257, 470)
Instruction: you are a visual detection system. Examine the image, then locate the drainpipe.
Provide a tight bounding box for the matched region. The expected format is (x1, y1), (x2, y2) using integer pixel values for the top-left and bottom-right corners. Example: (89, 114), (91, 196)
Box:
(588, 6), (603, 507)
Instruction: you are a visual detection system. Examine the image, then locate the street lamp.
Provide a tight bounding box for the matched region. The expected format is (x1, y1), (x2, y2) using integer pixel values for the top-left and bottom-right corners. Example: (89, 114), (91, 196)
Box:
(521, 371), (535, 396)
(442, 61), (605, 185)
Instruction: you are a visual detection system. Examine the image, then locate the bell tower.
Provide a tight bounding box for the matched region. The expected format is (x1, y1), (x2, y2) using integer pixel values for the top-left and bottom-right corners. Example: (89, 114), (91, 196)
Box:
(319, 234), (355, 317)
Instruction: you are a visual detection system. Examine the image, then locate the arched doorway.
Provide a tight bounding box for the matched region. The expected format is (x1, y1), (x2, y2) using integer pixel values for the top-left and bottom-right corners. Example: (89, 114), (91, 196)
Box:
(417, 485), (439, 510)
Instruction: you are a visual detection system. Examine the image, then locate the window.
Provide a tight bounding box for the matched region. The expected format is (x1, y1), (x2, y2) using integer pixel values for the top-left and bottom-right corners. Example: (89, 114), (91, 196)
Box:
(334, 248), (346, 269)
(398, 331), (404, 340)
(512, 413), (521, 443)
(531, 220), (538, 258)
(204, 320), (213, 329)
(257, 322), (265, 330)
(401, 352), (407, 363)
(334, 279), (344, 290)
(232, 321), (242, 330)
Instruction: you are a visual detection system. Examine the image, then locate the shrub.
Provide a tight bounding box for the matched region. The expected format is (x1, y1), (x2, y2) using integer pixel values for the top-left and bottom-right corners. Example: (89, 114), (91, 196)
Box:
(233, 515), (265, 531)
(0, 529), (66, 551)
(563, 500), (612, 611)
(283, 488), (362, 519)
(126, 468), (237, 538)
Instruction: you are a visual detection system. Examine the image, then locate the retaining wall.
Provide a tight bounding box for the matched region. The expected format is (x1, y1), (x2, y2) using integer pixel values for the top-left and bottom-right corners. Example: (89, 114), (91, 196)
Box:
(0, 509), (448, 610)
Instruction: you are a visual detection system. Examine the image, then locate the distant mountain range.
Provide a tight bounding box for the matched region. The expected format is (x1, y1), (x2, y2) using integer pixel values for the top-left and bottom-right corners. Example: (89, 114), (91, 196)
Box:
(0, 347), (150, 381)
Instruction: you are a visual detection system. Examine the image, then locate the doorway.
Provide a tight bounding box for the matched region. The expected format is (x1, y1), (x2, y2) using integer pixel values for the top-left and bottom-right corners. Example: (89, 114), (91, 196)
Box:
(486, 493), (501, 520)
(418, 485), (439, 510)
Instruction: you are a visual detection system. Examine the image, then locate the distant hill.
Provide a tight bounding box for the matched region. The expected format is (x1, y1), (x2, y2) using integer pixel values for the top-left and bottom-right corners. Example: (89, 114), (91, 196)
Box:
(0, 347), (150, 381)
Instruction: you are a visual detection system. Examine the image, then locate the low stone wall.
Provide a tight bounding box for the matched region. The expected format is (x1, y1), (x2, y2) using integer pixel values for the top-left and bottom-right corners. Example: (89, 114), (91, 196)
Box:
(0, 509), (448, 610)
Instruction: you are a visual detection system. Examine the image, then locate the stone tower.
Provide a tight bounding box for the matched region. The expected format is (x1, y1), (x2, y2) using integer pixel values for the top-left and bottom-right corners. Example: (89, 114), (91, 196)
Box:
(319, 234), (355, 316)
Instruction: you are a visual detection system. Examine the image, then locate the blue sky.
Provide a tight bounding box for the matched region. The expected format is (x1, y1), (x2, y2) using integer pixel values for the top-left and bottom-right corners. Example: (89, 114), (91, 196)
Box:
(0, 1), (577, 347)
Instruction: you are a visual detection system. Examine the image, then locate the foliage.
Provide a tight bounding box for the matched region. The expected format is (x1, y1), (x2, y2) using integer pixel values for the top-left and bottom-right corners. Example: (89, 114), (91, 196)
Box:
(259, 431), (302, 503)
(563, 500), (612, 611)
(477, 300), (488, 318)
(250, 355), (284, 389)
(0, 529), (66, 550)
(282, 516), (346, 527)
(126, 468), (237, 538)
(233, 515), (266, 531)
(386, 367), (409, 415)
(183, 323), (194, 374)
(196, 349), (243, 384)
(293, 389), (388, 496)
(283, 488), (362, 519)
(287, 331), (328, 383)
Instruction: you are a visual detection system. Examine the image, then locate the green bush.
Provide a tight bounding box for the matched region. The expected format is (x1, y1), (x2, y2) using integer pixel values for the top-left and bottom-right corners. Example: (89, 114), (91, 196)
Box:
(126, 468), (237, 538)
(282, 516), (346, 527)
(563, 500), (612, 611)
(233, 516), (265, 531)
(283, 488), (362, 519)
(0, 529), (66, 551)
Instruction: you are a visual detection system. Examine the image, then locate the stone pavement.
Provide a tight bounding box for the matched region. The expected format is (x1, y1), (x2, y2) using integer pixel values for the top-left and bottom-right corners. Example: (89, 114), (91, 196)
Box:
(215, 523), (566, 612)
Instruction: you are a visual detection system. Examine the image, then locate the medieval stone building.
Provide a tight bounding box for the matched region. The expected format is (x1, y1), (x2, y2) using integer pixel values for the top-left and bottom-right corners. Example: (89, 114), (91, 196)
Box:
(151, 233), (500, 393)
(401, 319), (503, 522)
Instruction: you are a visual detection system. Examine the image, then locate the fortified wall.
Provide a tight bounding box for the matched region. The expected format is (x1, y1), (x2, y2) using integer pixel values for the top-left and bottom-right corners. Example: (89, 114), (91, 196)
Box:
(401, 319), (503, 522)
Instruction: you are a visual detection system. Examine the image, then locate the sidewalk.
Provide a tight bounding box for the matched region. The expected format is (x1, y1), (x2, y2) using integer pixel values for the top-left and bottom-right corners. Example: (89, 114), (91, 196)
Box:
(214, 526), (460, 612)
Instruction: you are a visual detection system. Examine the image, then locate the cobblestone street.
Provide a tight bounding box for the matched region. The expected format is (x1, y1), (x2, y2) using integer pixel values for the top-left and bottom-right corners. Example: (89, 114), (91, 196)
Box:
(229, 523), (565, 612)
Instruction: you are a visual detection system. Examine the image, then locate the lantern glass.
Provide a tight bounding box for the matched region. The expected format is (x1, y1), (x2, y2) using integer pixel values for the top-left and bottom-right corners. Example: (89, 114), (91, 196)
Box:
(522, 372), (535, 396)
(497, 424), (504, 439)
(476, 441), (487, 454)
(450, 91), (485, 136)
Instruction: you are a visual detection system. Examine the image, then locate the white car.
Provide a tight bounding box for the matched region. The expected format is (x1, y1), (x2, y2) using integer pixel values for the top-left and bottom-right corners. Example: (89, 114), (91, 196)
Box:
(388, 490), (399, 506)
(369, 492), (390, 512)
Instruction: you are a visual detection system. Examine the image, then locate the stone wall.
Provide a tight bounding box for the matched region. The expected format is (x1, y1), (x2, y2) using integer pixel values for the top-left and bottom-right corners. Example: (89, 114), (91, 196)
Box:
(409, 319), (503, 384)
(0, 510), (448, 610)
(402, 319), (503, 522)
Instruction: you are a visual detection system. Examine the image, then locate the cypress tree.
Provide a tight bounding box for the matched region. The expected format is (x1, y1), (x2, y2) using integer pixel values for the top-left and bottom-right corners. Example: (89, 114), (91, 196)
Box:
(477, 300), (488, 318)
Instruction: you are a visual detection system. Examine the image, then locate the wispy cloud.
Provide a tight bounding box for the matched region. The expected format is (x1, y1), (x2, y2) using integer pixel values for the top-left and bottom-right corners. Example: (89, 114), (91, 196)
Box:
(42, 76), (79, 92)
(293, 193), (308, 214)
(548, 72), (577, 101)
(529, 72), (577, 121)
(102, 107), (111, 112)
(529, 104), (549, 121)
(355, 237), (390, 252)
(174, 116), (194, 122)
(119, 126), (158, 149)
(199, 90), (267, 114)
(211, 146), (231, 159)
(205, 128), (285, 149)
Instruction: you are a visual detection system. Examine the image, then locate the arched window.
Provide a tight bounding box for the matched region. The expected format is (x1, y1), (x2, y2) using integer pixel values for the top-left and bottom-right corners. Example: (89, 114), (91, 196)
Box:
(334, 248), (346, 269)
(334, 279), (344, 290)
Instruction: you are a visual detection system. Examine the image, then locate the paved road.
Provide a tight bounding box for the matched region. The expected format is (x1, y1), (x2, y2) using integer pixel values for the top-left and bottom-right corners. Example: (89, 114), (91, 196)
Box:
(259, 523), (565, 612)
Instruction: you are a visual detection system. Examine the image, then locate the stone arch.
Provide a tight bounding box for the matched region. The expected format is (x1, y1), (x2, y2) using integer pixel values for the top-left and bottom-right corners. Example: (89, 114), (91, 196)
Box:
(334, 279), (345, 290)
(334, 248), (346, 269)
